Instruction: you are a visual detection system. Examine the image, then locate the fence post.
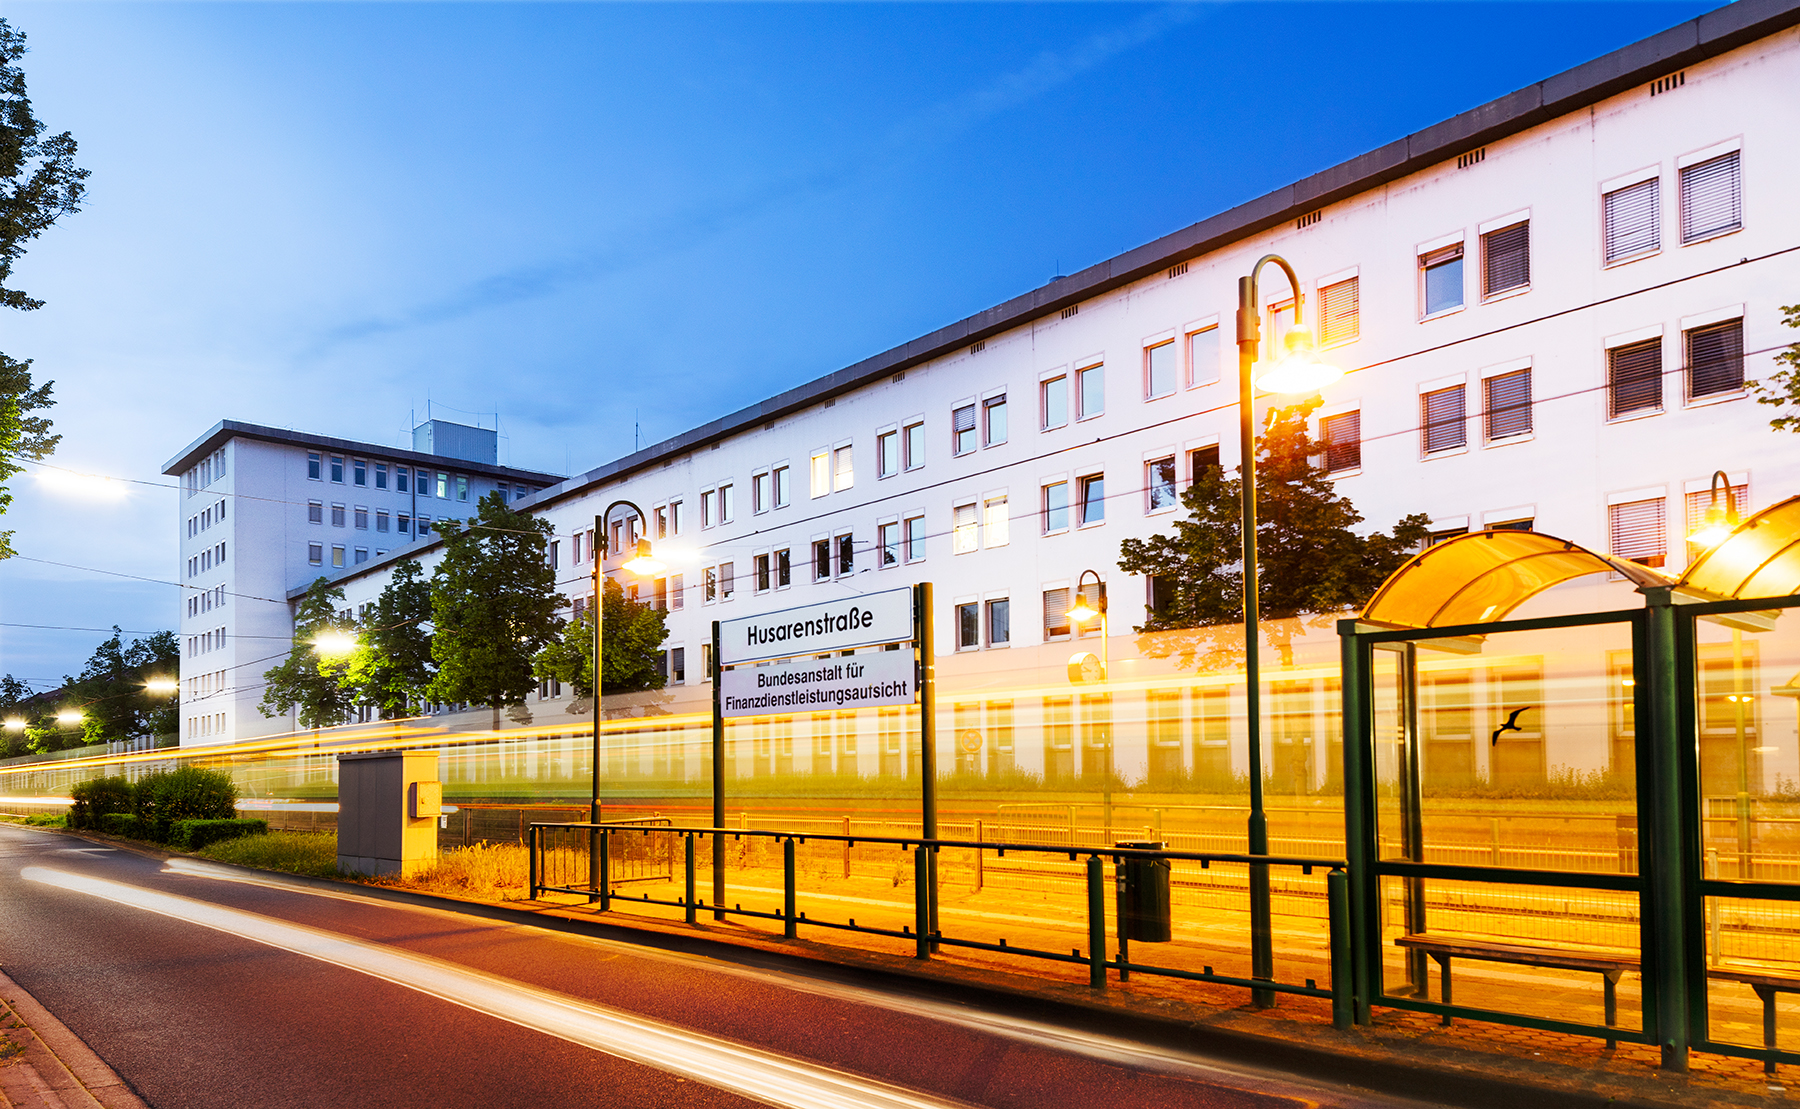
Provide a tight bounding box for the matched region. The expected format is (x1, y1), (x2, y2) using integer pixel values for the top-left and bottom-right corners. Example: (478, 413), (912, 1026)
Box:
(974, 818), (984, 892)
(1329, 868), (1352, 1031)
(528, 824), (538, 900)
(1086, 853), (1106, 989)
(598, 828), (611, 912)
(914, 845), (930, 959)
(783, 836), (798, 939)
(843, 816), (851, 880)
(685, 832), (697, 925)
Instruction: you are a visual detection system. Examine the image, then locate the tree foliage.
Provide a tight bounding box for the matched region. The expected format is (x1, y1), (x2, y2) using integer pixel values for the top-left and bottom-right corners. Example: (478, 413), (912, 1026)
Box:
(63, 627), (179, 746)
(428, 492), (564, 722)
(258, 577), (356, 729)
(1118, 402), (1429, 668)
(0, 19), (85, 559)
(339, 559), (434, 718)
(1750, 304), (1800, 432)
(534, 578), (669, 703)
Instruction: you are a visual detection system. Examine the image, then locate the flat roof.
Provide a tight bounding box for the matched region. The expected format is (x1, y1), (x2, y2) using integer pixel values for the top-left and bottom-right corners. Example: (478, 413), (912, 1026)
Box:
(163, 419), (564, 484)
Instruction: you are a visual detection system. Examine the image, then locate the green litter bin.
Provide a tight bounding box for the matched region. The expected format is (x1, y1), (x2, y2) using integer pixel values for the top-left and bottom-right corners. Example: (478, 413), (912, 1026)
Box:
(1114, 840), (1172, 943)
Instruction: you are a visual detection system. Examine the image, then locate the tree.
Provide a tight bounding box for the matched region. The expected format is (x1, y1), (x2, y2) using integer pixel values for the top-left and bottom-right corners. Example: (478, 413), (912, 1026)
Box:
(259, 577), (355, 729)
(339, 559), (434, 718)
(534, 578), (669, 704)
(0, 19), (87, 559)
(1750, 304), (1800, 432)
(63, 627), (180, 745)
(1118, 401), (1429, 668)
(428, 492), (564, 727)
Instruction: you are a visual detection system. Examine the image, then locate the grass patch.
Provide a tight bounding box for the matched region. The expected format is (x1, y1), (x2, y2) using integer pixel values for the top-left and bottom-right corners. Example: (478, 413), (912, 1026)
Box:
(0, 812), (66, 827)
(196, 831), (347, 879)
(376, 842), (530, 900)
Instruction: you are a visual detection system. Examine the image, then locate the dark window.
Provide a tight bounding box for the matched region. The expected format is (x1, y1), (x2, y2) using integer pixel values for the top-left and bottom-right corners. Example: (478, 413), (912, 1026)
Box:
(1188, 445), (1221, 487)
(837, 534), (854, 575)
(1482, 222), (1530, 297)
(1422, 387), (1467, 453)
(755, 554), (770, 592)
(307, 453), (321, 480)
(671, 647), (686, 683)
(1687, 319), (1743, 398)
(813, 539), (831, 581)
(957, 602), (979, 649)
(1322, 411), (1361, 472)
(1608, 338), (1663, 417)
(987, 599), (1010, 646)
(776, 548), (791, 588)
(1485, 370), (1532, 439)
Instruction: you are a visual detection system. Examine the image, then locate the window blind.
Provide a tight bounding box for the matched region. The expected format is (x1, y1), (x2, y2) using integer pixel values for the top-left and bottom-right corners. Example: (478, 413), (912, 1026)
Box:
(1484, 370), (1532, 439)
(1422, 387), (1467, 453)
(1603, 179), (1660, 262)
(1043, 588), (1071, 638)
(1680, 151), (1741, 243)
(1482, 222), (1530, 297)
(1608, 338), (1663, 416)
(1609, 499), (1667, 568)
(1319, 278), (1359, 346)
(953, 405), (976, 433)
(1687, 318), (1743, 398)
(1322, 411), (1361, 472)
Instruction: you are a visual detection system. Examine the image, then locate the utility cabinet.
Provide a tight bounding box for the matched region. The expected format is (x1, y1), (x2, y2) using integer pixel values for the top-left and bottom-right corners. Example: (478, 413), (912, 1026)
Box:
(337, 750), (441, 877)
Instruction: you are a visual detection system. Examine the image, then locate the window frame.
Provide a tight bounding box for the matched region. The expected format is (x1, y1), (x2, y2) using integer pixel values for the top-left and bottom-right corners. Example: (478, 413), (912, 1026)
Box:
(1419, 239), (1465, 319)
(1077, 473), (1105, 527)
(983, 393), (1007, 447)
(1075, 362), (1104, 421)
(1145, 456), (1178, 513)
(1186, 323), (1221, 389)
(1601, 175), (1661, 266)
(1420, 383), (1469, 456)
(1144, 339), (1176, 400)
(1042, 481), (1070, 534)
(1040, 374), (1068, 430)
(1480, 217), (1531, 301)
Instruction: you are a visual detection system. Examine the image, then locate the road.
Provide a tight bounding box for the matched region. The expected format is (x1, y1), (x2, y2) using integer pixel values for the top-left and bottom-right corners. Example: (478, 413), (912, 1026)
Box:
(0, 824), (1442, 1109)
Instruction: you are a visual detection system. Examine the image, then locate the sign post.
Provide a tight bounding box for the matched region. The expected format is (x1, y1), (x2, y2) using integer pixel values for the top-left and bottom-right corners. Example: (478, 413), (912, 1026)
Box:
(915, 582), (938, 951)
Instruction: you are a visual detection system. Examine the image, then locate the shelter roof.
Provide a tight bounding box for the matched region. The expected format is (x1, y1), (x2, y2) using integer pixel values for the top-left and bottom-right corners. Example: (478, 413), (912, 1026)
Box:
(1676, 494), (1800, 600)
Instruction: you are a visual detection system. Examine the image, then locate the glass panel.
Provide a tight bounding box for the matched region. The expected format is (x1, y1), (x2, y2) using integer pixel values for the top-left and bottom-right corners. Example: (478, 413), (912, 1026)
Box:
(1694, 612), (1800, 883)
(1703, 895), (1800, 1054)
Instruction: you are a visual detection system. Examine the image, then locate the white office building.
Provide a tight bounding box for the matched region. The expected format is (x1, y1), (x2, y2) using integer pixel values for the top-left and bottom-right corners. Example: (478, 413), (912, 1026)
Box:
(166, 2), (1800, 796)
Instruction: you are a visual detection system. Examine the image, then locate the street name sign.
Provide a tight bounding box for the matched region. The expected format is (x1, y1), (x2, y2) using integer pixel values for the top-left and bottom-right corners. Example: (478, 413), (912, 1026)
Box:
(718, 587), (915, 665)
(720, 650), (916, 719)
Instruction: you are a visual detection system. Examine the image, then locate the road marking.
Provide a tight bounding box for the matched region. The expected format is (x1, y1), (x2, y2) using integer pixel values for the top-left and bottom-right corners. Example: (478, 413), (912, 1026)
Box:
(23, 867), (972, 1109)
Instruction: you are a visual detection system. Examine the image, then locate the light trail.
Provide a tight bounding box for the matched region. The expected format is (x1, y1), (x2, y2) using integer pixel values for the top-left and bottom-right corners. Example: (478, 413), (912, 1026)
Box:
(22, 866), (972, 1109)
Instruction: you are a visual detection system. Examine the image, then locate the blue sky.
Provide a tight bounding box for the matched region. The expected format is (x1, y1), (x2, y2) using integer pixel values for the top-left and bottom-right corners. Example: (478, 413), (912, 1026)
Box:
(0, 1), (1721, 686)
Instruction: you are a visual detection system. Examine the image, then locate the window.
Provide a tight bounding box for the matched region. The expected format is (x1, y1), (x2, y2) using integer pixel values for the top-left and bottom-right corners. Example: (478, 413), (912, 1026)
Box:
(1609, 337), (1663, 417)
(1145, 341), (1175, 399)
(701, 489), (715, 528)
(435, 472), (448, 498)
(1485, 369), (1532, 440)
(1322, 412), (1361, 472)
(671, 647), (686, 684)
(776, 548), (791, 588)
(353, 459), (366, 486)
(331, 503), (346, 527)
(670, 573), (684, 610)
(331, 545), (345, 568)
(877, 431), (898, 478)
(1187, 326), (1219, 388)
(719, 561), (735, 600)
(396, 467), (409, 494)
(1077, 363), (1104, 419)
(771, 467), (790, 508)
(1041, 375), (1067, 429)
(308, 542), (323, 565)
(354, 548), (368, 565)
(983, 496), (1009, 547)
(1609, 497), (1667, 568)
(950, 402), (981, 457)
(456, 475), (469, 502)
(878, 522), (900, 566)
(416, 469), (429, 495)
(1687, 318), (1743, 399)
(811, 452), (831, 498)
(1146, 457), (1177, 511)
(903, 421), (925, 470)
(376, 510), (389, 533)
(1189, 444), (1221, 487)
(1482, 222), (1530, 297)
(832, 447), (852, 491)
(703, 567), (717, 603)
(655, 505), (668, 538)
(813, 539), (832, 581)
(1422, 386), (1467, 453)
(418, 516), (432, 536)
(398, 513), (411, 535)
(956, 602), (979, 650)
(548, 540), (559, 567)
(1043, 588), (1071, 640)
(670, 500), (685, 534)
(1603, 179), (1659, 263)
(755, 553), (772, 593)
(719, 483), (735, 523)
(904, 515), (925, 562)
(745, 472), (765, 513)
(1078, 474), (1105, 525)
(836, 534), (854, 576)
(307, 453), (321, 480)
(308, 501), (323, 524)
(1318, 277), (1359, 345)
(375, 463), (388, 490)
(953, 504), (978, 553)
(1043, 481), (1070, 532)
(573, 532), (585, 564)
(984, 395), (1007, 446)
(330, 457), (344, 483)
(1421, 243), (1464, 316)
(987, 599), (1010, 646)
(1680, 151), (1740, 244)
(353, 506), (368, 529)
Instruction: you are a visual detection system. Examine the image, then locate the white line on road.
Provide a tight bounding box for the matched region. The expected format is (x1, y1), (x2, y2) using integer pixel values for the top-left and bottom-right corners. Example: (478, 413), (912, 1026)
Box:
(22, 867), (975, 1109)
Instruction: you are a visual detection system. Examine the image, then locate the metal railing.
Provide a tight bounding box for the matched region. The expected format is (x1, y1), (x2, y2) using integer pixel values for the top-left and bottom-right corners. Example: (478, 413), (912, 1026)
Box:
(529, 821), (1352, 1027)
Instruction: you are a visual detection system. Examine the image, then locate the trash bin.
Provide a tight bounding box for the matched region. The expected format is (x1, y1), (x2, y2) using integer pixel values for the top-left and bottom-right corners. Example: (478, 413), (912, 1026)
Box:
(1114, 840), (1172, 943)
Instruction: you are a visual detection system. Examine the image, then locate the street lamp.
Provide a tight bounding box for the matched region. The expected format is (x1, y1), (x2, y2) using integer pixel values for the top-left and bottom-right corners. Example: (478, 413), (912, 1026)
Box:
(143, 678), (179, 695)
(589, 502), (662, 826)
(1686, 470), (1753, 873)
(1067, 570), (1113, 834)
(311, 630), (357, 658)
(1234, 253), (1343, 1006)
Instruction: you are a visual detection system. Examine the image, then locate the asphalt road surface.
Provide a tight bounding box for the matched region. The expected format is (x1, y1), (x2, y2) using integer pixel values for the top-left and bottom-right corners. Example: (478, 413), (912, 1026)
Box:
(0, 824), (1444, 1109)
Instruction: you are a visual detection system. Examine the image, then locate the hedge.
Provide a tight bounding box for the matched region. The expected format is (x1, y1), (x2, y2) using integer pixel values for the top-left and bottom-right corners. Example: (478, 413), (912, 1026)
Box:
(169, 819), (268, 851)
(134, 766), (239, 842)
(68, 776), (134, 831)
(101, 813), (142, 838)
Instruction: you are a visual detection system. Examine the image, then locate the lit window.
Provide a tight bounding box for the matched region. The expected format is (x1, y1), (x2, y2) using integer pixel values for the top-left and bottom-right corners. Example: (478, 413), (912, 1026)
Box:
(1043, 481), (1070, 532)
(983, 496), (1009, 547)
(331, 545), (345, 568)
(1603, 180), (1659, 263)
(1145, 341), (1175, 399)
(1485, 370), (1532, 440)
(1146, 457), (1177, 511)
(1608, 338), (1663, 418)
(1043, 588), (1071, 640)
(1482, 222), (1530, 298)
(1680, 151), (1741, 244)
(1421, 243), (1464, 316)
(953, 504), (978, 554)
(952, 404), (976, 455)
(1077, 364), (1104, 419)
(436, 472), (448, 498)
(1422, 387), (1467, 453)
(984, 395), (1007, 446)
(1041, 376), (1067, 429)
(811, 452), (831, 498)
(1078, 474), (1105, 525)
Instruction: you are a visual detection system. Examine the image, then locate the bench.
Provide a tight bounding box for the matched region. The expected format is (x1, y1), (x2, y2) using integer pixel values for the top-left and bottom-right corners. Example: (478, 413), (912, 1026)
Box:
(1706, 964), (1800, 1075)
(1395, 934), (1639, 1046)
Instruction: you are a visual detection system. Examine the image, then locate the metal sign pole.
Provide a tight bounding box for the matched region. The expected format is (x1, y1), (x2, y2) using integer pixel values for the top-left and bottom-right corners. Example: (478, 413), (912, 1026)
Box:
(711, 619), (725, 921)
(915, 582), (938, 947)
(589, 512), (603, 902)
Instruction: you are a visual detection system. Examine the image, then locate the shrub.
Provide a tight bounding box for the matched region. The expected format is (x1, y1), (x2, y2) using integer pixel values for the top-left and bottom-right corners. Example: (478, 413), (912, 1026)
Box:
(68, 776), (134, 830)
(101, 813), (142, 838)
(170, 818), (267, 851)
(134, 766), (239, 842)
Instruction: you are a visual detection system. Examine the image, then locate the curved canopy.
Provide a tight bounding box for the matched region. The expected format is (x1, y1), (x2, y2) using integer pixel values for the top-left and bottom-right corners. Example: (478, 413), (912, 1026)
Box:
(1361, 529), (1675, 629)
(1678, 494), (1800, 600)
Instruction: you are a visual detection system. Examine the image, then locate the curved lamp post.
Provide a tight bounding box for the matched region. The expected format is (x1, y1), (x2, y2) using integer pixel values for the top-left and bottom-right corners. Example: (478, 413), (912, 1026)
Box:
(1067, 570), (1112, 834)
(1686, 471), (1753, 872)
(591, 500), (665, 825)
(1234, 254), (1343, 1005)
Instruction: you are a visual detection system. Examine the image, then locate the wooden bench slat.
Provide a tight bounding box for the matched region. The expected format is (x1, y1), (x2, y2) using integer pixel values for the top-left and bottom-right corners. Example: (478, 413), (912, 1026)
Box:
(1396, 934), (1638, 974)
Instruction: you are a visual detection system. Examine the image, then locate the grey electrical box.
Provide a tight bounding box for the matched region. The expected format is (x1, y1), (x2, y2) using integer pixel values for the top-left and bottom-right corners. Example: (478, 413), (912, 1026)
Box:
(337, 751), (441, 877)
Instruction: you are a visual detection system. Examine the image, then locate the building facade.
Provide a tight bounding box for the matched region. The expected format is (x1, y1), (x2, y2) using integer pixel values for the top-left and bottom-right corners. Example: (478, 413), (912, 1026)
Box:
(166, 4), (1800, 797)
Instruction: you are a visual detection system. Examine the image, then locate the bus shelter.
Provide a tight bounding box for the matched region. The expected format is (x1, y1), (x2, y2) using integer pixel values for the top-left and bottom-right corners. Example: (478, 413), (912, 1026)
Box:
(1338, 497), (1800, 1073)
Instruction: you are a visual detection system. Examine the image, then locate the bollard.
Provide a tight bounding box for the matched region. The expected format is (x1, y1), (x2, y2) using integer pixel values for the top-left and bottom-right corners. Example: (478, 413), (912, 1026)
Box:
(684, 833), (697, 925)
(914, 845), (930, 959)
(1086, 854), (1106, 989)
(1329, 868), (1352, 1031)
(784, 836), (798, 939)
(598, 829), (611, 912)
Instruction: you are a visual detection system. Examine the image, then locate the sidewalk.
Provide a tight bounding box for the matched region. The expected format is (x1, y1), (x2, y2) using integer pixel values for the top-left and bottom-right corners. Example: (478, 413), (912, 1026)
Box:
(0, 971), (148, 1109)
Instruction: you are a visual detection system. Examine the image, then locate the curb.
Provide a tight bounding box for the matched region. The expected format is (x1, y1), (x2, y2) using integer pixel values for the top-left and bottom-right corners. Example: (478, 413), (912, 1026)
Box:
(0, 969), (150, 1109)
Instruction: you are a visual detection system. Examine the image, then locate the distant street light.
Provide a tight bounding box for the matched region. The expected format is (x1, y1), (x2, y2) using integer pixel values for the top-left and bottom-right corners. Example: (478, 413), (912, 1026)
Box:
(55, 710), (83, 726)
(312, 630), (358, 657)
(2, 718), (24, 731)
(144, 678), (179, 694)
